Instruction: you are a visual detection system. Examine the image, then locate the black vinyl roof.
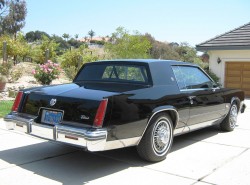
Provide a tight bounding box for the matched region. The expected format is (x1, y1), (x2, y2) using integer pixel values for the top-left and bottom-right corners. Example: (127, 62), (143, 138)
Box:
(196, 22), (250, 51)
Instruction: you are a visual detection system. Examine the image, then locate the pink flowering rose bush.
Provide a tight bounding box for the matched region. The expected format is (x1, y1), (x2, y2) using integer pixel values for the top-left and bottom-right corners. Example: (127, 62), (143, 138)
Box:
(32, 60), (61, 85)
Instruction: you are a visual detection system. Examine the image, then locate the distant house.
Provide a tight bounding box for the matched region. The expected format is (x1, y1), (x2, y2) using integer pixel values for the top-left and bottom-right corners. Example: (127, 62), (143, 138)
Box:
(196, 22), (250, 97)
(79, 37), (109, 43)
(79, 36), (109, 49)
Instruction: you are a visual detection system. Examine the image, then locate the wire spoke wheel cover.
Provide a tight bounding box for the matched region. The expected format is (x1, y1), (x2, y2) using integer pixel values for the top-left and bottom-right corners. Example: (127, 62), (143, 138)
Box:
(229, 104), (238, 128)
(137, 113), (174, 162)
(152, 118), (172, 156)
(220, 102), (238, 132)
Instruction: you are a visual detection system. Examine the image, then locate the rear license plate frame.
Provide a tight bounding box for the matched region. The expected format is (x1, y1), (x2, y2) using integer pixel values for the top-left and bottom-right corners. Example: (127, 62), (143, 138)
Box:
(41, 108), (64, 125)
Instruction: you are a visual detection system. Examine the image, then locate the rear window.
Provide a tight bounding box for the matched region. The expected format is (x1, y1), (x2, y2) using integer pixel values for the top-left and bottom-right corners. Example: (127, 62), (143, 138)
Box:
(74, 63), (150, 84)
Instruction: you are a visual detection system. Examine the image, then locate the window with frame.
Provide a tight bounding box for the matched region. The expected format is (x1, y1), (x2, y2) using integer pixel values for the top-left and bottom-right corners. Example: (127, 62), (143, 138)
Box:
(75, 63), (149, 84)
(172, 66), (213, 90)
(102, 65), (147, 82)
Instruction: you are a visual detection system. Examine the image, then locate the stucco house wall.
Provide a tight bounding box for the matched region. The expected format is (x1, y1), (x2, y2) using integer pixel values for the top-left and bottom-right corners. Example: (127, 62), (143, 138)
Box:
(208, 50), (250, 86)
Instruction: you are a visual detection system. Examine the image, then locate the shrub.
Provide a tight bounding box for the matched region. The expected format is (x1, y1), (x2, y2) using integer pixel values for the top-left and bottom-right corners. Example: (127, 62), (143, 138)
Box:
(31, 36), (59, 64)
(90, 40), (105, 45)
(33, 60), (61, 85)
(10, 66), (23, 82)
(61, 46), (99, 80)
(206, 70), (220, 83)
(0, 74), (8, 83)
(64, 66), (78, 80)
(0, 62), (13, 76)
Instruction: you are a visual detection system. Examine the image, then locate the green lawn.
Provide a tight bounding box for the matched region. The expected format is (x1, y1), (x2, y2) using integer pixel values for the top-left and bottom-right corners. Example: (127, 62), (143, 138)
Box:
(0, 101), (13, 118)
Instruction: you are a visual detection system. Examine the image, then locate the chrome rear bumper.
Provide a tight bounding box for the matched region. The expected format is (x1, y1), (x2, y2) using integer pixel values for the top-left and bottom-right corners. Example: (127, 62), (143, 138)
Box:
(4, 113), (107, 152)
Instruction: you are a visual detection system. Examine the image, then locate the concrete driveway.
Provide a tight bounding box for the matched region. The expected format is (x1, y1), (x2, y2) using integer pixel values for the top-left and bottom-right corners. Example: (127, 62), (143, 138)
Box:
(0, 100), (249, 185)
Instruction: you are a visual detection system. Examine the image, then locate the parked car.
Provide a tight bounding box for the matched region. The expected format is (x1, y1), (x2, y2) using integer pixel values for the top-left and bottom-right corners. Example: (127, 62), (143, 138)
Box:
(4, 59), (246, 162)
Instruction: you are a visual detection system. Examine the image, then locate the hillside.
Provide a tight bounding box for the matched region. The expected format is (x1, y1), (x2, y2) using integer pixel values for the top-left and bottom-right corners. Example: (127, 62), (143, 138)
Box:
(0, 62), (70, 100)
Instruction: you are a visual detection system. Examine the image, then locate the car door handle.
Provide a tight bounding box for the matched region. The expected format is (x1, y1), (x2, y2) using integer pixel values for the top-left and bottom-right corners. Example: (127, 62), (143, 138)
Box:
(212, 87), (220, 92)
(188, 96), (196, 105)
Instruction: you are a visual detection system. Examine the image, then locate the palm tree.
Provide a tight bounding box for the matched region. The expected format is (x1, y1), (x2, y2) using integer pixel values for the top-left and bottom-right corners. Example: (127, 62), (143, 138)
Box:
(88, 29), (95, 41)
(74, 34), (79, 40)
(62, 33), (70, 41)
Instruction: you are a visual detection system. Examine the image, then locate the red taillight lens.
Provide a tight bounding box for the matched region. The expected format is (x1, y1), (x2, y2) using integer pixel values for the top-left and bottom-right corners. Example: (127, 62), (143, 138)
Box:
(12, 91), (23, 112)
(93, 99), (108, 128)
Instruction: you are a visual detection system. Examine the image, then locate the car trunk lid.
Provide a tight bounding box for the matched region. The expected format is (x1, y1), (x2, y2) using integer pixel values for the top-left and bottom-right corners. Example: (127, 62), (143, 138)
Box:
(20, 82), (148, 127)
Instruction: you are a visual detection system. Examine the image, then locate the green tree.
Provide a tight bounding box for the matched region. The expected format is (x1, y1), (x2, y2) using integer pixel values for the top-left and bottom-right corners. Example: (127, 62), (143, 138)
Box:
(25, 30), (50, 42)
(176, 42), (199, 63)
(145, 33), (179, 60)
(0, 34), (14, 58)
(1, 0), (27, 38)
(50, 34), (85, 53)
(68, 38), (86, 49)
(0, 0), (8, 33)
(0, 33), (30, 62)
(62, 33), (70, 41)
(51, 34), (70, 53)
(15, 32), (31, 60)
(74, 34), (79, 40)
(32, 35), (59, 63)
(61, 46), (99, 79)
(105, 27), (151, 59)
(0, 0), (8, 16)
(88, 29), (95, 41)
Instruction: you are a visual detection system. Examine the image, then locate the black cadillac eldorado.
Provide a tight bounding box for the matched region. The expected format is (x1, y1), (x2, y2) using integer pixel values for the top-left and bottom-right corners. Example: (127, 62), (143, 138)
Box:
(4, 59), (246, 162)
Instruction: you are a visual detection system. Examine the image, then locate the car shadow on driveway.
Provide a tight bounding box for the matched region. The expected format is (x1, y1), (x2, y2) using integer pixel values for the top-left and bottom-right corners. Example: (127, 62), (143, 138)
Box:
(0, 126), (223, 185)
(97, 126), (223, 164)
(0, 141), (139, 185)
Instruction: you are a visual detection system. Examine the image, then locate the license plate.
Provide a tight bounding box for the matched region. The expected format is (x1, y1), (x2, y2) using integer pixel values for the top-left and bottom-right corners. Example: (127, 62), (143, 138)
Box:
(41, 110), (63, 125)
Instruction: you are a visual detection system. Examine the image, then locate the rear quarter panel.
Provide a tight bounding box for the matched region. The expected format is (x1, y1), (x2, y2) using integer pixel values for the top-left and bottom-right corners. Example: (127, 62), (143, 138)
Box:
(106, 85), (190, 141)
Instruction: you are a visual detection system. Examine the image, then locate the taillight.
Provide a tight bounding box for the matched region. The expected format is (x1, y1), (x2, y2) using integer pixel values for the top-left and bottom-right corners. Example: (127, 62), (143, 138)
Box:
(12, 91), (23, 112)
(93, 99), (108, 128)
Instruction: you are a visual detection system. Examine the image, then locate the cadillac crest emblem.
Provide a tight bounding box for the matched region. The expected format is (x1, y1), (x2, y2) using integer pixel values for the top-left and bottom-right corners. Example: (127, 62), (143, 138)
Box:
(50, 98), (57, 106)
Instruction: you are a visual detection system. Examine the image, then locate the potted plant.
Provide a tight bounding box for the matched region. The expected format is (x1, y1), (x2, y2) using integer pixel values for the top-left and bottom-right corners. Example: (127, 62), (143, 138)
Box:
(0, 74), (7, 91)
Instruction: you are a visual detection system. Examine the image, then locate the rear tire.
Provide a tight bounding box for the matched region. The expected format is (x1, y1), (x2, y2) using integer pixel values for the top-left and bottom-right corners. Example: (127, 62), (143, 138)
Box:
(220, 103), (238, 132)
(137, 113), (173, 162)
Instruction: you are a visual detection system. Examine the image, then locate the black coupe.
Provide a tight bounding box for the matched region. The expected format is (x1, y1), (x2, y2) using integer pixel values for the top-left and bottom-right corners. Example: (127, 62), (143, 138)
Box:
(4, 59), (246, 162)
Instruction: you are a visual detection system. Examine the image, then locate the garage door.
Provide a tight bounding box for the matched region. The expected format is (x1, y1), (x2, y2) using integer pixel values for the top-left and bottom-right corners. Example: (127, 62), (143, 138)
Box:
(225, 62), (250, 97)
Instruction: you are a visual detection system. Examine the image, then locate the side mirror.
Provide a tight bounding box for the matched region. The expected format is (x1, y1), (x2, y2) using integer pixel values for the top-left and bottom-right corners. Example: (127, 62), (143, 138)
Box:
(217, 82), (222, 87)
(214, 82), (222, 88)
(212, 82), (222, 88)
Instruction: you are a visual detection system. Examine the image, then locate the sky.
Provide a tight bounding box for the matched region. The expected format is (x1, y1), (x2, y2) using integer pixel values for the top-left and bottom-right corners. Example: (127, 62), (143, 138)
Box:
(22, 0), (250, 46)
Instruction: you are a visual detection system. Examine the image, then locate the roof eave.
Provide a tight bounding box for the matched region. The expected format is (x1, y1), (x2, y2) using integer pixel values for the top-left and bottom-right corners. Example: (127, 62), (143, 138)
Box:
(196, 45), (250, 51)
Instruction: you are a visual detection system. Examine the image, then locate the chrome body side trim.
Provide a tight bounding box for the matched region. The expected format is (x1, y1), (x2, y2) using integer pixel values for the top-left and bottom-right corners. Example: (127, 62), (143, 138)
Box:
(4, 113), (107, 152)
(148, 108), (179, 129)
(173, 127), (185, 136)
(174, 118), (223, 136)
(187, 118), (222, 132)
(138, 108), (179, 144)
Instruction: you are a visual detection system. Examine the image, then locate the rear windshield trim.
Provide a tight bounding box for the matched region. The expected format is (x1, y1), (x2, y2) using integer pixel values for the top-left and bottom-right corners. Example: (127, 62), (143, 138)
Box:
(73, 62), (153, 85)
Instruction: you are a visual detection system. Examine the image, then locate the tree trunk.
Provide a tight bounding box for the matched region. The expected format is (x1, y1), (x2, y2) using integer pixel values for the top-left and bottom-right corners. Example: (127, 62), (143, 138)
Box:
(14, 55), (17, 65)
(3, 41), (7, 63)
